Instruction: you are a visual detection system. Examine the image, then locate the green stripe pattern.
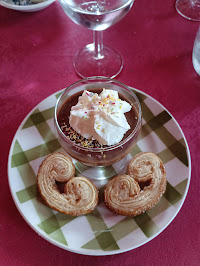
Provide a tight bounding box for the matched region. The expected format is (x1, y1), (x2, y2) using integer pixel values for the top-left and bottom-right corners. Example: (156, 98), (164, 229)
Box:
(9, 89), (190, 254)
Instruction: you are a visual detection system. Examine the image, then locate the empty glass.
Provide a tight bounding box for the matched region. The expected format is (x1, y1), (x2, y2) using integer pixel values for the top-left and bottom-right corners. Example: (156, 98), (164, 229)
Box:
(192, 26), (200, 75)
(176, 0), (200, 21)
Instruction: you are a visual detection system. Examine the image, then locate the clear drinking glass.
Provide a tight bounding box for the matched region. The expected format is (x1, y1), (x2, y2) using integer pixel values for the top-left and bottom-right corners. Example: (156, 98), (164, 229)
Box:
(176, 0), (200, 21)
(58, 0), (135, 78)
(192, 26), (200, 75)
(54, 77), (142, 180)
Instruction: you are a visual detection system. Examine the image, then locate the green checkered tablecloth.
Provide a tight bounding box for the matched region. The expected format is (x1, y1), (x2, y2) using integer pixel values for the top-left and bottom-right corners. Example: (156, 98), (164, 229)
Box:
(8, 88), (191, 255)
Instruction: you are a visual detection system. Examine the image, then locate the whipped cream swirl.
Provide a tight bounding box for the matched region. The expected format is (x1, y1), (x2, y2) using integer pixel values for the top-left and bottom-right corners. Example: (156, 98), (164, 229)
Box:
(69, 89), (132, 146)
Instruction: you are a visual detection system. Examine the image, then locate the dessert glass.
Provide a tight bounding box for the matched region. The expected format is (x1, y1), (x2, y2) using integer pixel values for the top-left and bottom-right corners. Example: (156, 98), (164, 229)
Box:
(54, 77), (142, 180)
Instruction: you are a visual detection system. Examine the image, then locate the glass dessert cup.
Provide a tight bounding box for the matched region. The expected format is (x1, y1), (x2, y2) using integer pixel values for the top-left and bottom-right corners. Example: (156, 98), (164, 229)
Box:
(54, 77), (142, 180)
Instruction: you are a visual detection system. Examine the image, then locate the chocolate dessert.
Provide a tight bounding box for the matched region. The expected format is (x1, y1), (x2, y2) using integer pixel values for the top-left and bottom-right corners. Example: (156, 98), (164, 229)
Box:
(56, 88), (141, 166)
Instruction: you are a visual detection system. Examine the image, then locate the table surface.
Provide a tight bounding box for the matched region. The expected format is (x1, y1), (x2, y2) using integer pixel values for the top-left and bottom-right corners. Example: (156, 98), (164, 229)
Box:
(0, 0), (199, 265)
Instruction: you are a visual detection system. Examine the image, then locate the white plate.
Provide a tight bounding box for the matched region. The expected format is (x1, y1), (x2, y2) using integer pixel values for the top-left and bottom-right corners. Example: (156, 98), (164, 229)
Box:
(0, 0), (55, 12)
(8, 87), (191, 255)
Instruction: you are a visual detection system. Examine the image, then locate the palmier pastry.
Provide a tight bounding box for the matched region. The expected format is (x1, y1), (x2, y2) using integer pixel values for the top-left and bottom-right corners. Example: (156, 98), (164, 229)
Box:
(37, 152), (98, 216)
(104, 152), (166, 216)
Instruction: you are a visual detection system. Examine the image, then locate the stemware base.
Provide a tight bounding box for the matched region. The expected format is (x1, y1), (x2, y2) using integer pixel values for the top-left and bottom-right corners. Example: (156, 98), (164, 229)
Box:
(74, 156), (130, 180)
(176, 0), (200, 21)
(73, 43), (123, 79)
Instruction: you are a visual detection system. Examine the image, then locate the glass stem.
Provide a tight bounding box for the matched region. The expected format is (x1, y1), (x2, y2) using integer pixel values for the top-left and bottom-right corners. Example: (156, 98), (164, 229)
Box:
(93, 30), (104, 60)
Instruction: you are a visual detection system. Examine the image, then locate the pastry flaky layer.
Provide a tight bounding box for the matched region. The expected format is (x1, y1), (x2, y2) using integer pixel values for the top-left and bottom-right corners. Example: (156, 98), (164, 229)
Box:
(37, 152), (98, 216)
(104, 152), (167, 217)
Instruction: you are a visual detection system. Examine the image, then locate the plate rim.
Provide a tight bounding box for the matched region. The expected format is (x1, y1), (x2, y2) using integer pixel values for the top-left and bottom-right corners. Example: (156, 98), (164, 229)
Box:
(0, 0), (55, 11)
(7, 87), (191, 256)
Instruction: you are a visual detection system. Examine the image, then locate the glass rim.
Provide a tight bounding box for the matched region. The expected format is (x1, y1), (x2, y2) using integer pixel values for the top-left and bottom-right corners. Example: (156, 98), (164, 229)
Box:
(58, 0), (134, 15)
(54, 76), (142, 152)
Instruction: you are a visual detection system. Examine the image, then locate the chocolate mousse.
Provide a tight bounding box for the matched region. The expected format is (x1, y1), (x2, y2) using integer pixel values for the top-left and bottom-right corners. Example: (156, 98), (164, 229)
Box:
(56, 88), (141, 166)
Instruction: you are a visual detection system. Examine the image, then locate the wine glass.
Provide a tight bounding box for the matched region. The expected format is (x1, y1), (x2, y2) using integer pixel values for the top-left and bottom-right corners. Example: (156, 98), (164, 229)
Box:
(176, 0), (200, 21)
(58, 0), (135, 78)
